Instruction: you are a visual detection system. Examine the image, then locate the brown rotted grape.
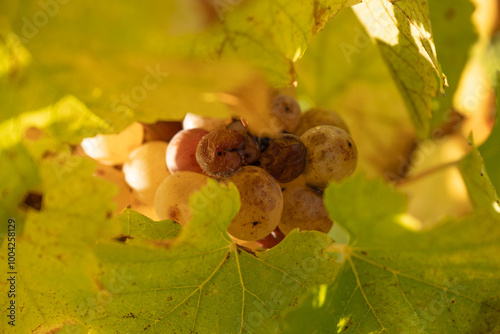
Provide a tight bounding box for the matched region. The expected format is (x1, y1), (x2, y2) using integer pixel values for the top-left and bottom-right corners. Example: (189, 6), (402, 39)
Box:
(226, 120), (261, 164)
(260, 134), (307, 183)
(196, 129), (246, 178)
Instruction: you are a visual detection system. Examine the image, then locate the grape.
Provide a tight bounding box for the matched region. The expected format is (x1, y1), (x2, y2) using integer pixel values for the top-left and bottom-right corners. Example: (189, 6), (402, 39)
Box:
(294, 108), (350, 136)
(123, 141), (171, 203)
(196, 129), (246, 178)
(227, 166), (283, 241)
(142, 121), (182, 142)
(278, 184), (333, 234)
(260, 134), (307, 183)
(226, 120), (261, 164)
(231, 227), (285, 251)
(93, 164), (133, 213)
(229, 236), (263, 252)
(81, 122), (144, 165)
(183, 113), (232, 131)
(166, 128), (209, 174)
(271, 95), (302, 132)
(301, 125), (358, 190)
(256, 227), (285, 249)
(279, 174), (306, 190)
(154, 171), (211, 225)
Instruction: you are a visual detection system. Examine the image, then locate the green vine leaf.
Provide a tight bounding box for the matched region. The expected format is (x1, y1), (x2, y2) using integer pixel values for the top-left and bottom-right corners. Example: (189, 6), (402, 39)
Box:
(119, 208), (181, 244)
(353, 0), (447, 138)
(0, 152), (120, 333)
(284, 170), (500, 333)
(92, 180), (340, 333)
(428, 0), (477, 129)
(479, 72), (500, 195)
(189, 0), (361, 86)
(295, 8), (416, 179)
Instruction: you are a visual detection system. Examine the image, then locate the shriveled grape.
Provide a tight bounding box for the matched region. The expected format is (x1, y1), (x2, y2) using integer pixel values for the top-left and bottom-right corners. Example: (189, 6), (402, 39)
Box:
(196, 129), (246, 178)
(227, 166), (283, 241)
(226, 120), (261, 164)
(279, 184), (332, 234)
(260, 134), (307, 183)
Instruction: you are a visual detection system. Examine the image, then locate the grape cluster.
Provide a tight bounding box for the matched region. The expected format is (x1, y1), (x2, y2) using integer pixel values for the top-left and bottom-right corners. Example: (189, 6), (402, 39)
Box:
(79, 94), (358, 250)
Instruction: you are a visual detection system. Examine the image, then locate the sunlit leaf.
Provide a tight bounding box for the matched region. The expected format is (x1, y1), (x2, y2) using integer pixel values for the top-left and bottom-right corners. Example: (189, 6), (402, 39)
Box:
(354, 0), (447, 138)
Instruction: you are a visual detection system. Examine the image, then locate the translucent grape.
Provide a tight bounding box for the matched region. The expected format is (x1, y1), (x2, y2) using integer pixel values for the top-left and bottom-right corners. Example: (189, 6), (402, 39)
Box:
(183, 113), (232, 131)
(81, 122), (144, 165)
(123, 141), (170, 204)
(166, 128), (209, 174)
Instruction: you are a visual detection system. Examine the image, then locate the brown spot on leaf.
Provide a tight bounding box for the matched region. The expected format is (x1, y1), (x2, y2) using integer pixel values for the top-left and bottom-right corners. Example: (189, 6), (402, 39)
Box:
(114, 235), (133, 243)
(21, 192), (43, 211)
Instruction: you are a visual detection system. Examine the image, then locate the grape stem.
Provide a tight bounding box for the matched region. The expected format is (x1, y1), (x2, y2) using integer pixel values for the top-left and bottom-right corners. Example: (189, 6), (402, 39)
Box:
(394, 159), (461, 186)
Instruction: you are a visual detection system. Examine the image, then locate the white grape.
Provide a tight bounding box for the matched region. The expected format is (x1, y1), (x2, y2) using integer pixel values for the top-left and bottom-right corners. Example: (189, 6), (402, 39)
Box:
(123, 141), (170, 204)
(182, 113), (232, 131)
(279, 184), (333, 234)
(154, 171), (211, 225)
(227, 166), (283, 241)
(81, 122), (144, 165)
(301, 125), (358, 190)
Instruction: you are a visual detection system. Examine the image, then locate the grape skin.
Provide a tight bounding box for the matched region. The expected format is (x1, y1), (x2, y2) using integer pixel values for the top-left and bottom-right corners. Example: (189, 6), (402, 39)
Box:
(271, 95), (302, 132)
(294, 108), (350, 136)
(81, 122), (144, 165)
(196, 129), (246, 178)
(301, 125), (358, 190)
(123, 141), (170, 204)
(183, 113), (232, 131)
(154, 171), (211, 225)
(166, 128), (209, 174)
(260, 134), (307, 183)
(142, 121), (182, 142)
(279, 184), (332, 234)
(227, 166), (283, 241)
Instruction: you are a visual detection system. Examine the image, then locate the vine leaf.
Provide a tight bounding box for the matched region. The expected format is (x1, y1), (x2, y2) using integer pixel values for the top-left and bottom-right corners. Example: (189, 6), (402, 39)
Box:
(295, 8), (416, 180)
(92, 180), (340, 333)
(479, 72), (500, 195)
(353, 0), (447, 138)
(2, 0), (360, 134)
(189, 0), (361, 86)
(0, 151), (120, 333)
(119, 208), (181, 244)
(284, 153), (500, 333)
(427, 0), (477, 128)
